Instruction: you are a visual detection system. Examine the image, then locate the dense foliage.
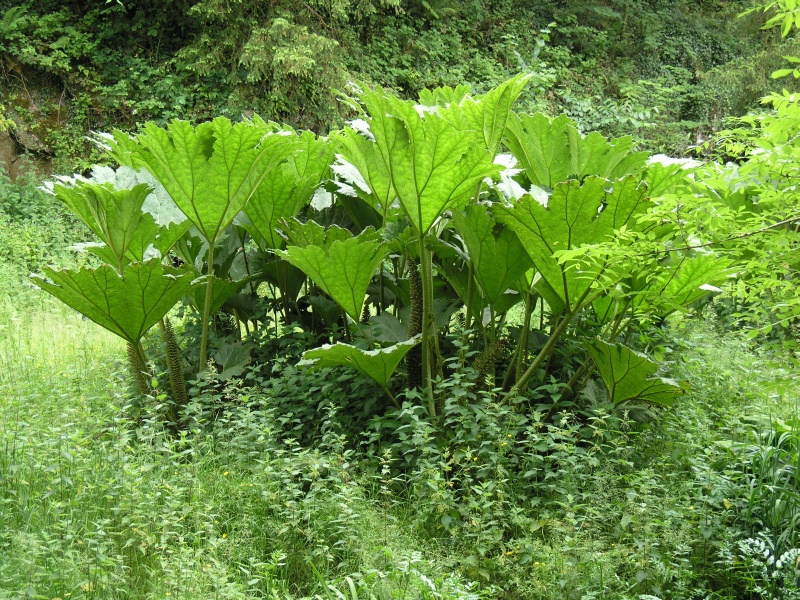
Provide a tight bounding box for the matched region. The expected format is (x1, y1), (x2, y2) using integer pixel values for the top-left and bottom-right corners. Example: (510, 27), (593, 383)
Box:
(0, 1), (799, 598)
(1, 0), (799, 163)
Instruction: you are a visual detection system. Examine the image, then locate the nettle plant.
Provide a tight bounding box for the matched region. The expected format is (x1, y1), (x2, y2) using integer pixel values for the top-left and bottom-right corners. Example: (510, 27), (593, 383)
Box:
(33, 75), (732, 422)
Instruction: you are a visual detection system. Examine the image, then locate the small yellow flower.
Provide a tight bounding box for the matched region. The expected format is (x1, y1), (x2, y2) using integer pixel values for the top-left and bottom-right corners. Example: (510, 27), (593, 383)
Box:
(222, 533), (227, 539)
(224, 471), (229, 476)
(472, 456), (478, 461)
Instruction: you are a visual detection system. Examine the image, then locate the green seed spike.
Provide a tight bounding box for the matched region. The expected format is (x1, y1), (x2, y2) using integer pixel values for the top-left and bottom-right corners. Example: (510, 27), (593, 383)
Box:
(159, 318), (188, 412)
(472, 338), (507, 388)
(361, 303), (372, 325)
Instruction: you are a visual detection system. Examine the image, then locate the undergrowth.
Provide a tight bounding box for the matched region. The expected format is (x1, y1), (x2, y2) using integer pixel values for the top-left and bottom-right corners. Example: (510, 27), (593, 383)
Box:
(1, 296), (798, 598)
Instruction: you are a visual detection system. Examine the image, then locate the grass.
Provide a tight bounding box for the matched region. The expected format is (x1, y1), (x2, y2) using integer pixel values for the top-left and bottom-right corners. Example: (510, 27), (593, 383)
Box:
(0, 295), (480, 599)
(1, 292), (798, 598)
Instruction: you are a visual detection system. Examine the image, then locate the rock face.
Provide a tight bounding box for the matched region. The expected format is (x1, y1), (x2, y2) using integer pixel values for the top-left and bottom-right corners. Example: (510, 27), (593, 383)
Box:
(1, 73), (61, 180)
(0, 103), (57, 180)
(0, 126), (52, 180)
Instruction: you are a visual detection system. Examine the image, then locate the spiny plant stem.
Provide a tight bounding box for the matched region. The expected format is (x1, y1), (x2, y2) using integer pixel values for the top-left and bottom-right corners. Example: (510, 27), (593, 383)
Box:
(507, 286), (603, 400)
(417, 236), (435, 417)
(127, 341), (149, 397)
(518, 292), (536, 382)
(198, 243), (215, 373)
(406, 258), (423, 389)
(465, 260), (475, 332)
(384, 386), (401, 409)
(505, 310), (575, 400)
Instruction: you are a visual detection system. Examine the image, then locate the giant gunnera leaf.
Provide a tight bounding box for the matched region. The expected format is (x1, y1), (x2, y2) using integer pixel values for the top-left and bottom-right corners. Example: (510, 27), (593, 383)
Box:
(421, 74), (531, 158)
(504, 112), (649, 189)
(244, 129), (334, 249)
(299, 336), (421, 389)
(32, 260), (197, 347)
(495, 175), (651, 313)
(53, 181), (155, 271)
(336, 88), (499, 234)
(91, 165), (193, 256)
(452, 204), (532, 306)
(588, 339), (685, 407)
(51, 167), (193, 272)
(279, 223), (387, 322)
(121, 116), (298, 244)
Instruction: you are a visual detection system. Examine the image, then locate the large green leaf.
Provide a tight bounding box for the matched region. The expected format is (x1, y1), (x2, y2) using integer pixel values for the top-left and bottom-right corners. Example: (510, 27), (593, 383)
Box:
(261, 260), (307, 303)
(638, 253), (733, 318)
(333, 121), (398, 220)
(189, 276), (248, 316)
(244, 130), (334, 249)
(495, 175), (651, 312)
(32, 260), (197, 346)
(452, 204), (533, 305)
(280, 219), (352, 249)
(84, 165), (192, 259)
(504, 112), (649, 188)
(588, 339), (685, 407)
(362, 312), (409, 343)
(431, 74), (531, 157)
(52, 178), (157, 271)
(417, 84), (472, 107)
(123, 117), (298, 244)
(213, 341), (254, 380)
(299, 337), (421, 389)
(337, 88), (498, 234)
(88, 166), (189, 227)
(279, 225), (387, 321)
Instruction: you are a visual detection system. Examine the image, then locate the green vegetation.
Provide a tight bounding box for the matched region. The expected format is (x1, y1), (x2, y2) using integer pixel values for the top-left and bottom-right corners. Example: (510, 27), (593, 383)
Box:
(1, 285), (798, 597)
(1, 0), (798, 163)
(1, 0), (799, 597)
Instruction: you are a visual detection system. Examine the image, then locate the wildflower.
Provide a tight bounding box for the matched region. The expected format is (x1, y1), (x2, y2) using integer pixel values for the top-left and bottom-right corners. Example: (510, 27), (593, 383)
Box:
(223, 471), (229, 476)
(222, 533), (227, 538)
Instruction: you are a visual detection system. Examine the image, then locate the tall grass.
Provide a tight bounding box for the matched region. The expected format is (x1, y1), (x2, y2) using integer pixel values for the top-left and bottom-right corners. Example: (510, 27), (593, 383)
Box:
(0, 295), (483, 599)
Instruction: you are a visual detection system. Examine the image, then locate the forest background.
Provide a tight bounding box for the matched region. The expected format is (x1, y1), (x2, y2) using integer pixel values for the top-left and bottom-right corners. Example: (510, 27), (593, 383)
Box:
(1, 0), (798, 173)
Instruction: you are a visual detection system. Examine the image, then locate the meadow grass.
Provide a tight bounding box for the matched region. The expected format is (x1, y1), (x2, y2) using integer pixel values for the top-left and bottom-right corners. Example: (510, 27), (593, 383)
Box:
(0, 294), (797, 599)
(0, 295), (477, 599)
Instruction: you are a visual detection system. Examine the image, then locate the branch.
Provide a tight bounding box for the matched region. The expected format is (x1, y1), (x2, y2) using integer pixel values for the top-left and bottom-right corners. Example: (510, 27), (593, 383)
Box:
(639, 214), (800, 257)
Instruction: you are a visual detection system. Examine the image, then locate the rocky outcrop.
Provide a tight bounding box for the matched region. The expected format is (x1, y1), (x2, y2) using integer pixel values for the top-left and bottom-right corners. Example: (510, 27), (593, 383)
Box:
(0, 106), (56, 180)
